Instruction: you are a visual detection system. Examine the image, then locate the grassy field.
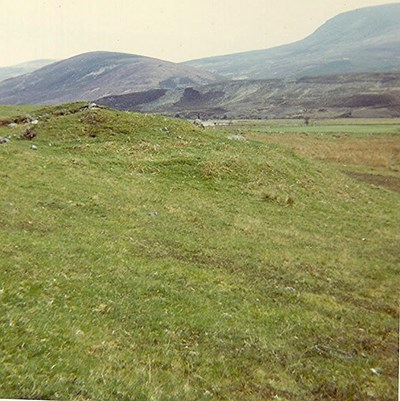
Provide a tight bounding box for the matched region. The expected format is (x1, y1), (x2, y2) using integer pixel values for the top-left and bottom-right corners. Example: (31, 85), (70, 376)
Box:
(0, 106), (399, 400)
(224, 119), (400, 187)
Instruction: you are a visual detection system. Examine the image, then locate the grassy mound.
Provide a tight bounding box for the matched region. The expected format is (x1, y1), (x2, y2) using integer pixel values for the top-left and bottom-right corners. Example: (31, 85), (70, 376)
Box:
(0, 105), (398, 400)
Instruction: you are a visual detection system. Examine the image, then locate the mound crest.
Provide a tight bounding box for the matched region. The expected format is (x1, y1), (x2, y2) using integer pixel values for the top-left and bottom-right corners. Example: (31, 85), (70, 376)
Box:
(3, 102), (204, 142)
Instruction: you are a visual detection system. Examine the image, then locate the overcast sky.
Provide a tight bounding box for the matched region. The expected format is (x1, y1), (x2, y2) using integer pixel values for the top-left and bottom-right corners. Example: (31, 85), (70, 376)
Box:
(0, 0), (398, 66)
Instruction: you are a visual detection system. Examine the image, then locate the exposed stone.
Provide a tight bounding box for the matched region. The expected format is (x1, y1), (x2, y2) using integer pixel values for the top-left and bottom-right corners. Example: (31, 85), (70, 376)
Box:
(227, 134), (246, 141)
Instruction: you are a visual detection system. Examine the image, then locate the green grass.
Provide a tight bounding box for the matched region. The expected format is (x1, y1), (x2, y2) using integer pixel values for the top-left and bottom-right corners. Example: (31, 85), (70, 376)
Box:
(0, 104), (42, 119)
(0, 105), (399, 400)
(227, 118), (400, 136)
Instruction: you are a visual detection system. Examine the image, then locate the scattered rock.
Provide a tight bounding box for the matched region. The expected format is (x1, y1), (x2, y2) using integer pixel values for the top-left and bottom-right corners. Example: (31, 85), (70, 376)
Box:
(30, 144), (38, 150)
(21, 114), (37, 124)
(79, 102), (104, 112)
(7, 122), (17, 128)
(227, 134), (246, 141)
(0, 136), (10, 144)
(31, 119), (39, 125)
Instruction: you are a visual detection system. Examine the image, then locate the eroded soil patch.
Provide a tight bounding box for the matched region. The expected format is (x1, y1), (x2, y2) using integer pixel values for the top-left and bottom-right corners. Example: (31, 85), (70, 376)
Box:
(345, 171), (400, 193)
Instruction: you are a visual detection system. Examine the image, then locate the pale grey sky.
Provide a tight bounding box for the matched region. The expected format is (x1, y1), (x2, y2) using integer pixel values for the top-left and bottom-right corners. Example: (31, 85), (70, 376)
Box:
(0, 0), (398, 66)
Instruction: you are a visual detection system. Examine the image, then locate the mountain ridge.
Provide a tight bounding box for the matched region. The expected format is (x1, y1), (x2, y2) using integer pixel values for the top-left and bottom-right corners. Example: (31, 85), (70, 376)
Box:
(0, 59), (56, 82)
(183, 3), (400, 79)
(0, 51), (221, 105)
(1, 4), (399, 106)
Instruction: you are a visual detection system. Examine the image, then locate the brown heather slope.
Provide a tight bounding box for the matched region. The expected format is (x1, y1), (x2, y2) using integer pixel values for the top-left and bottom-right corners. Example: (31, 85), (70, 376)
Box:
(96, 72), (400, 119)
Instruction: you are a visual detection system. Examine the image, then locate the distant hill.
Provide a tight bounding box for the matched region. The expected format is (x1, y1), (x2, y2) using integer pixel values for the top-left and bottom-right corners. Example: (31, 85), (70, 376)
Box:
(183, 3), (400, 79)
(0, 51), (220, 105)
(96, 72), (400, 119)
(0, 59), (56, 82)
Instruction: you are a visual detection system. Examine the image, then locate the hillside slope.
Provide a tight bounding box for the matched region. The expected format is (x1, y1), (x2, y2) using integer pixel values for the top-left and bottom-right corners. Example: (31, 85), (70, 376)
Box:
(0, 104), (398, 400)
(184, 3), (400, 79)
(96, 72), (400, 119)
(0, 59), (56, 82)
(0, 51), (220, 105)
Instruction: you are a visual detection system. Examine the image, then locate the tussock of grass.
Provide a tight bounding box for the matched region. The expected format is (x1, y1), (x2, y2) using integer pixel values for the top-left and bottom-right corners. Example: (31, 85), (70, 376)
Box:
(0, 106), (399, 400)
